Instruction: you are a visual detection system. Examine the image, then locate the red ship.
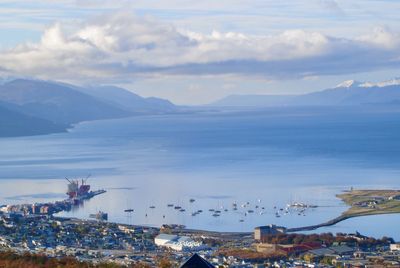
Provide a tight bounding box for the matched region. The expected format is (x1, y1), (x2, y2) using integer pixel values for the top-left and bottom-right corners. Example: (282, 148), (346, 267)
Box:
(66, 176), (91, 199)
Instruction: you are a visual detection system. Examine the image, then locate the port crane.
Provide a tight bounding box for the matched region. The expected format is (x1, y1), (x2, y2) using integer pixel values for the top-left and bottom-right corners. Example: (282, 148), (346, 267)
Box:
(65, 175), (91, 199)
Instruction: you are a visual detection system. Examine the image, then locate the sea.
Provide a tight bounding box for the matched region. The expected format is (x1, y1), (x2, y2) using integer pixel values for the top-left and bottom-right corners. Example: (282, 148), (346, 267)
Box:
(0, 106), (400, 239)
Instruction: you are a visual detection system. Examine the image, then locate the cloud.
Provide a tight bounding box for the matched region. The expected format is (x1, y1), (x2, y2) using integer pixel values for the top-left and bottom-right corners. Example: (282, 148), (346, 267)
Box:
(318, 0), (344, 15)
(0, 12), (399, 83)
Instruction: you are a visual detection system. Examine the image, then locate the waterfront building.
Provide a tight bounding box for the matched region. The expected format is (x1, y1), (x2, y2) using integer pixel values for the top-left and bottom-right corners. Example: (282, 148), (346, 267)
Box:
(254, 224), (286, 241)
(390, 243), (400, 251)
(154, 233), (206, 251)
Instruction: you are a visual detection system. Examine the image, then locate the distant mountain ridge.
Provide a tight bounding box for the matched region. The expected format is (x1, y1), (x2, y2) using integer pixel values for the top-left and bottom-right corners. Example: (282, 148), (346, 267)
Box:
(0, 79), (177, 137)
(212, 78), (400, 107)
(0, 79), (131, 125)
(0, 101), (65, 137)
(75, 85), (176, 114)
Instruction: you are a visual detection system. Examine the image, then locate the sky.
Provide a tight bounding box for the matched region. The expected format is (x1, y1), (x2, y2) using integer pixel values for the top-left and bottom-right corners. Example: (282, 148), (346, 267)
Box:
(0, 0), (399, 104)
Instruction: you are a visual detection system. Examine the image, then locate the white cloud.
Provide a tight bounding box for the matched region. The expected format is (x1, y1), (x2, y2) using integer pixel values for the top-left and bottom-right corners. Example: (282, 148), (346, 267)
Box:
(358, 27), (400, 49)
(318, 0), (344, 15)
(0, 12), (399, 83)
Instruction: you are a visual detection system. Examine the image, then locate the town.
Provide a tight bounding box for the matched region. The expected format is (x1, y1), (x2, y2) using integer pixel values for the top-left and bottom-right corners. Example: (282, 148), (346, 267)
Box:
(1, 208), (400, 267)
(1, 181), (400, 267)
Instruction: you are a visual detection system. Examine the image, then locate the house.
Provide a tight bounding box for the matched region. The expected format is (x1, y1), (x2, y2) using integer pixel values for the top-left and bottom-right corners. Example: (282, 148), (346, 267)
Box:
(330, 245), (355, 256)
(180, 253), (215, 268)
(390, 243), (400, 251)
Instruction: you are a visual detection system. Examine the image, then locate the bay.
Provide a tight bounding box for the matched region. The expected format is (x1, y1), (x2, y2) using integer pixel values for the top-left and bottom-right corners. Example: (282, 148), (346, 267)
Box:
(0, 106), (399, 239)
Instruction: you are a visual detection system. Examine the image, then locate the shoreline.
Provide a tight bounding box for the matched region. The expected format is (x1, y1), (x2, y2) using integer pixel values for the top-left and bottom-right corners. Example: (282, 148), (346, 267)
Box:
(3, 189), (400, 237)
(287, 189), (400, 233)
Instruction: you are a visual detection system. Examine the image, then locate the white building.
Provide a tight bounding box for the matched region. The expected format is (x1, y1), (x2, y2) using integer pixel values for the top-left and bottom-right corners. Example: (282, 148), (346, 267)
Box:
(390, 243), (400, 251)
(154, 233), (207, 251)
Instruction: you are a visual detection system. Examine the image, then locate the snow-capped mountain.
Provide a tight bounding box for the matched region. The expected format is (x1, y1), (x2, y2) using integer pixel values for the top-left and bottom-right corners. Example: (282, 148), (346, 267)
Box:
(360, 78), (400, 88)
(335, 80), (362, 88)
(212, 77), (400, 106)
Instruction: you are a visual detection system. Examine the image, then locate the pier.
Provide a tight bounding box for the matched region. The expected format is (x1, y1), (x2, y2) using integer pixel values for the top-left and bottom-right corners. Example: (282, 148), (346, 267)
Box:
(286, 214), (350, 232)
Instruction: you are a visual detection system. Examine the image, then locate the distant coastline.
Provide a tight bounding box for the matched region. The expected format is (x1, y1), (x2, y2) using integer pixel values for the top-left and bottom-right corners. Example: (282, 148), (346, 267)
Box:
(287, 189), (400, 233)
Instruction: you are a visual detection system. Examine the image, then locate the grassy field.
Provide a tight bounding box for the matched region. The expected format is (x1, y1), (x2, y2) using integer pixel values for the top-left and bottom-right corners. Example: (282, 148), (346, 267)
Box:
(287, 189), (400, 232)
(337, 189), (400, 217)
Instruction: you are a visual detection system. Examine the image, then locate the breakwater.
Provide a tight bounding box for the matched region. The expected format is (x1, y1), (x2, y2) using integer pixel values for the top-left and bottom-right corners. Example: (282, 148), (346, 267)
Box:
(286, 214), (351, 232)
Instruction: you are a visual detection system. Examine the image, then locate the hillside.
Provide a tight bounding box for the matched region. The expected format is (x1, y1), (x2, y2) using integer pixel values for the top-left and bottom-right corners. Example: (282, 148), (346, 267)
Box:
(76, 85), (177, 114)
(0, 79), (130, 125)
(0, 79), (180, 137)
(0, 101), (66, 137)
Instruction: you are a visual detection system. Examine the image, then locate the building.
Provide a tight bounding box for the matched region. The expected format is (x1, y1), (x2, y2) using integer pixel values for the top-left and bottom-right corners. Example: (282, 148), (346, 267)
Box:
(180, 253), (215, 268)
(256, 242), (321, 255)
(155, 233), (178, 246)
(390, 243), (400, 251)
(254, 224), (286, 241)
(154, 233), (207, 251)
(255, 243), (280, 254)
(329, 245), (355, 256)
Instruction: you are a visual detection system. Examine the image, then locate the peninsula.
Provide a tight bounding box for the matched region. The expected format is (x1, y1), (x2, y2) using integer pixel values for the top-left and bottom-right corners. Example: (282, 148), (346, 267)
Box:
(287, 189), (400, 232)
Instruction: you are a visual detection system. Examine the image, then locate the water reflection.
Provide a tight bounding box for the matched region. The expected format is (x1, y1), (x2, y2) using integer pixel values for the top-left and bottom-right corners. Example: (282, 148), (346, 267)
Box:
(0, 111), (399, 239)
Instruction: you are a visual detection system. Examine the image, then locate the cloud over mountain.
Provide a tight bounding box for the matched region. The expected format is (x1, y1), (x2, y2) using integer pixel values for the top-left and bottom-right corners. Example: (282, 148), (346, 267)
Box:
(0, 12), (399, 83)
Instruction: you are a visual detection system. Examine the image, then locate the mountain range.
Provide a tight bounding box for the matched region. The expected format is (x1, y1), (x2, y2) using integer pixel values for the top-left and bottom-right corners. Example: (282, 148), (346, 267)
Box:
(212, 78), (400, 107)
(0, 100), (65, 137)
(0, 79), (178, 137)
(2, 77), (400, 137)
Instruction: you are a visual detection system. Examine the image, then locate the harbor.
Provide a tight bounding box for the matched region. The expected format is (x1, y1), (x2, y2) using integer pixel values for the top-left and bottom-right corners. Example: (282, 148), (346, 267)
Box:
(0, 177), (106, 218)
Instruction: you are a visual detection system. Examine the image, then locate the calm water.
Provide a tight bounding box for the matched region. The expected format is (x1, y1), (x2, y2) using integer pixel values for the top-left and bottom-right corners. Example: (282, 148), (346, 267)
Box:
(0, 107), (400, 239)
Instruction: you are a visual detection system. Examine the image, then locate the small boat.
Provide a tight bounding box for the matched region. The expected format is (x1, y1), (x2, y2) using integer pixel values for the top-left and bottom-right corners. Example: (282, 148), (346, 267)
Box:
(179, 208), (185, 212)
(191, 212), (197, 216)
(247, 210), (254, 213)
(224, 209), (228, 212)
(212, 213), (220, 217)
(167, 204), (174, 207)
(233, 207), (238, 211)
(209, 209), (215, 212)
(174, 206), (181, 210)
(189, 199), (195, 203)
(124, 209), (134, 213)
(90, 211), (108, 221)
(149, 206), (156, 209)
(214, 210), (221, 213)
(239, 219), (244, 222)
(197, 210), (203, 213)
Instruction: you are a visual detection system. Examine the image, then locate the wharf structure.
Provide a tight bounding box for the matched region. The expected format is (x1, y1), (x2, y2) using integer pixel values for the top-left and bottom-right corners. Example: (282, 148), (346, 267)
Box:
(0, 178), (106, 217)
